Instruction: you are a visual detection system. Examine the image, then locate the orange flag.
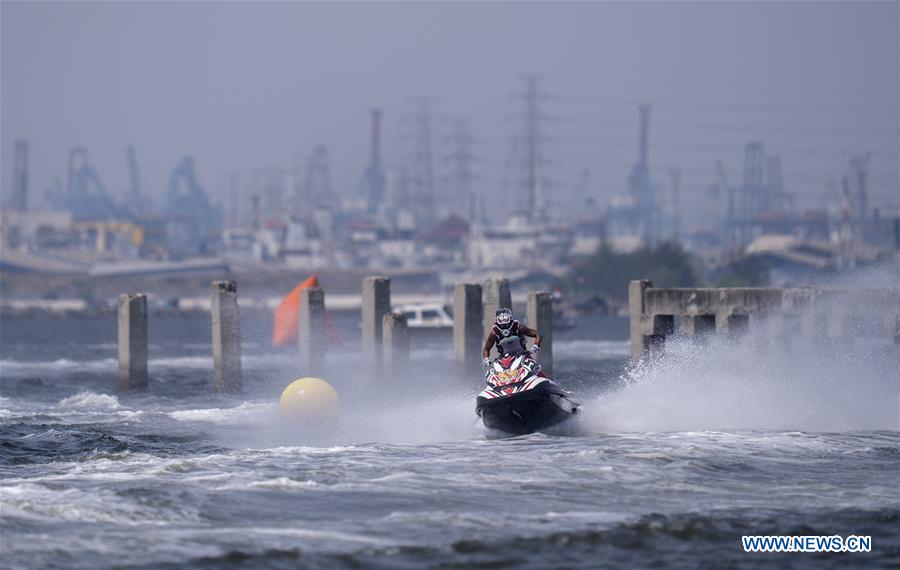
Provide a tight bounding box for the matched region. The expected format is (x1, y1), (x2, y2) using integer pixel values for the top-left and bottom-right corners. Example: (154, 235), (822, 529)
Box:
(272, 275), (343, 347)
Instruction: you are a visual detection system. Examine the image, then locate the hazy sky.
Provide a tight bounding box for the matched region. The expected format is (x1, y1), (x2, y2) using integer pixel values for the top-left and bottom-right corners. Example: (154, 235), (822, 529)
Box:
(2, 1), (898, 219)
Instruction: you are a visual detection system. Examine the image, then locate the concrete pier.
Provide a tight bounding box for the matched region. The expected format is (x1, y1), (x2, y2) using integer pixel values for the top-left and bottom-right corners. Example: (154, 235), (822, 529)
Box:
(526, 292), (554, 376)
(382, 312), (410, 376)
(628, 279), (900, 359)
(298, 287), (326, 375)
(483, 277), (512, 337)
(453, 283), (483, 376)
(117, 293), (148, 390)
(211, 280), (241, 392)
(362, 276), (391, 366)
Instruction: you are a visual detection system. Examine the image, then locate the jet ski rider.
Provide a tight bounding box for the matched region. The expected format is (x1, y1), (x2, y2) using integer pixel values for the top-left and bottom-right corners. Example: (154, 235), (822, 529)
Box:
(482, 307), (542, 370)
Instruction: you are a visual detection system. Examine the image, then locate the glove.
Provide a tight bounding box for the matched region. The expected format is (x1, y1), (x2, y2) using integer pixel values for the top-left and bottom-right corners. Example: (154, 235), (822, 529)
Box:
(482, 358), (491, 369)
(530, 344), (540, 356)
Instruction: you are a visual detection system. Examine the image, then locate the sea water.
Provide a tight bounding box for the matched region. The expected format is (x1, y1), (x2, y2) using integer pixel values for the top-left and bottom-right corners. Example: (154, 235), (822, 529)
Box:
(1, 313), (897, 569)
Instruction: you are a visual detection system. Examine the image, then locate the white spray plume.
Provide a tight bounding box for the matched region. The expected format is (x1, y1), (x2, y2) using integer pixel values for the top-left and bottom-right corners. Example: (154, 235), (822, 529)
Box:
(588, 266), (900, 433)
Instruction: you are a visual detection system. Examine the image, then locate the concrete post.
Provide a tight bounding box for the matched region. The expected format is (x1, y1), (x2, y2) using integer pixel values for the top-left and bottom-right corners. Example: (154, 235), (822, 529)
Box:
(298, 287), (326, 375)
(779, 313), (802, 354)
(211, 280), (241, 392)
(526, 292), (554, 376)
(483, 277), (512, 338)
(628, 280), (652, 359)
(645, 314), (675, 356)
(118, 293), (148, 390)
(383, 312), (410, 376)
(362, 276), (391, 366)
(625, 283), (899, 356)
(726, 314), (750, 339)
(453, 283), (483, 376)
(684, 314), (716, 338)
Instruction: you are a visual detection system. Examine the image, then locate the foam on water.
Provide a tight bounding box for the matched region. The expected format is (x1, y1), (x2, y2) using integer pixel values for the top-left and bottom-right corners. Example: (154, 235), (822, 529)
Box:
(0, 353), (296, 374)
(166, 400), (273, 423)
(178, 394), (481, 448)
(1, 288), (897, 568)
(336, 394), (479, 444)
(586, 320), (899, 433)
(56, 391), (122, 410)
(553, 339), (631, 359)
(0, 480), (202, 525)
(0, 357), (118, 372)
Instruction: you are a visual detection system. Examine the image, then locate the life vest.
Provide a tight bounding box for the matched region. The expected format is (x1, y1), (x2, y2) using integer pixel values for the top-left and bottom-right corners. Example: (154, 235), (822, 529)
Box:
(492, 320), (527, 356)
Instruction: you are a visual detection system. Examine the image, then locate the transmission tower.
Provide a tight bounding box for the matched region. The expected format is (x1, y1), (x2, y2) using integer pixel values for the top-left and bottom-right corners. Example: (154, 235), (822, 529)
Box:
(11, 140), (28, 212)
(363, 109), (385, 214)
(765, 155), (793, 213)
(518, 75), (549, 221)
(628, 105), (654, 210)
(845, 154), (871, 222)
(742, 142), (765, 219)
(668, 168), (681, 240)
(304, 144), (333, 211)
(412, 98), (436, 225)
(442, 118), (477, 220)
(125, 145), (144, 215)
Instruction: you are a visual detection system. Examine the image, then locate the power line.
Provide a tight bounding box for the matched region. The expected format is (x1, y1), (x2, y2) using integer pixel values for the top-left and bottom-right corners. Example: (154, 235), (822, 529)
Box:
(556, 117), (898, 136)
(563, 96), (895, 117)
(541, 153), (898, 184)
(552, 137), (899, 157)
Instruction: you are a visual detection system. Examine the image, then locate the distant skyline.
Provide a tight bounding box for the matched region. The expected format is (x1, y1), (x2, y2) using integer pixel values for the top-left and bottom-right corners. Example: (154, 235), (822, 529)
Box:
(3, 1), (898, 220)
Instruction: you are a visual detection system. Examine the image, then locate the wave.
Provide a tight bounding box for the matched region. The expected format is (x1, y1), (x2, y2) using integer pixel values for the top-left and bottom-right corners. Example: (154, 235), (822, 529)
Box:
(0, 353), (297, 374)
(0, 481), (201, 525)
(212, 476), (319, 491)
(553, 340), (630, 359)
(166, 401), (273, 423)
(0, 358), (118, 372)
(1, 392), (142, 426)
(56, 391), (122, 410)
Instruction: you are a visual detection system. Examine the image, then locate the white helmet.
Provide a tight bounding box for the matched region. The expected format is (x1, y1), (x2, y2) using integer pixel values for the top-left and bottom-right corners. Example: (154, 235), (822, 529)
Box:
(494, 307), (513, 331)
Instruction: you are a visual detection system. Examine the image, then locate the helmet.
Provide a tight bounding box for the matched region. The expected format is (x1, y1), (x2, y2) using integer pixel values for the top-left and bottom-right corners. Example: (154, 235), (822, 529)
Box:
(494, 308), (513, 331)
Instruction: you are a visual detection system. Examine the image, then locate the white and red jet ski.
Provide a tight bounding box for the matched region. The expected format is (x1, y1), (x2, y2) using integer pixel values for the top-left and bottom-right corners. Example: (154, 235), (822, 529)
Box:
(476, 352), (580, 436)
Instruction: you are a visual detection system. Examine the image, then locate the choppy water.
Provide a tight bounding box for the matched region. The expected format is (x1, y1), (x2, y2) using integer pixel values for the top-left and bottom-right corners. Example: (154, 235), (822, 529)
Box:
(1, 313), (898, 569)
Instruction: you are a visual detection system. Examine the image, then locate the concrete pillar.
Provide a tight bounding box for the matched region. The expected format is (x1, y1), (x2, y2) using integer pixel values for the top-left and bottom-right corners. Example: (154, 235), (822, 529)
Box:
(642, 314), (675, 356)
(753, 312), (773, 354)
(382, 312), (409, 375)
(211, 280), (241, 392)
(839, 314), (865, 353)
(778, 313), (802, 354)
(362, 276), (391, 366)
(653, 315), (675, 336)
(841, 314), (864, 337)
(453, 283), (483, 376)
(526, 292), (553, 376)
(727, 314), (750, 339)
(483, 277), (512, 338)
(298, 287), (326, 375)
(628, 280), (652, 359)
(683, 314), (716, 337)
(118, 293), (148, 390)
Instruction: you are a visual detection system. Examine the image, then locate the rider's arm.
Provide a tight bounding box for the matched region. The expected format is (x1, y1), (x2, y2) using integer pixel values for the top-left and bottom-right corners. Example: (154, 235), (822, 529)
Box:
(519, 325), (542, 347)
(482, 332), (497, 359)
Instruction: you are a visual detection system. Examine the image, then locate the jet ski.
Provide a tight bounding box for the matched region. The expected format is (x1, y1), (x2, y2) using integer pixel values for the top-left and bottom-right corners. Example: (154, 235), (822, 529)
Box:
(476, 351), (580, 437)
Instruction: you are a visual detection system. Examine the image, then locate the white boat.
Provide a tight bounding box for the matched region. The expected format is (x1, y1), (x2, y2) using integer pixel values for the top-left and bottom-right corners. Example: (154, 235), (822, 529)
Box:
(393, 302), (453, 329)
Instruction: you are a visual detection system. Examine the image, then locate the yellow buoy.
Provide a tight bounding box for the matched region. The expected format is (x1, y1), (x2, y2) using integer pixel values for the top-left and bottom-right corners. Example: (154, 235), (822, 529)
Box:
(278, 377), (340, 423)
